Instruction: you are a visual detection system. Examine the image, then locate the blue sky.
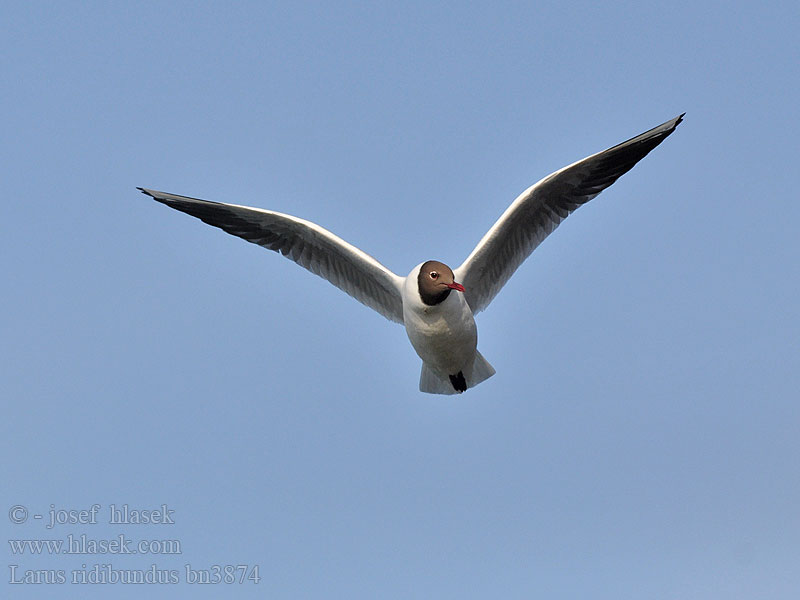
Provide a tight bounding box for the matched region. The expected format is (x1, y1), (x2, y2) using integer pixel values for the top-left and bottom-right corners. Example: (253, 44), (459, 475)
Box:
(2, 1), (798, 598)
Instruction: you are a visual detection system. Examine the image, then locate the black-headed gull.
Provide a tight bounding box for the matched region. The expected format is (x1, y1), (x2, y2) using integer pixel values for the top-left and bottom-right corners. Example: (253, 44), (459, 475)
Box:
(141, 114), (683, 394)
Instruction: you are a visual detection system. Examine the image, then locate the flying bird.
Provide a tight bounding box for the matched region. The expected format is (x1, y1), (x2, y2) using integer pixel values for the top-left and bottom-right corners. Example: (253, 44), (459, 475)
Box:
(141, 113), (683, 394)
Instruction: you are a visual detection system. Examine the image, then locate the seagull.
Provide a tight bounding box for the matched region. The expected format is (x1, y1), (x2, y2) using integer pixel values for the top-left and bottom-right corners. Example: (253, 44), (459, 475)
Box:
(141, 113), (683, 394)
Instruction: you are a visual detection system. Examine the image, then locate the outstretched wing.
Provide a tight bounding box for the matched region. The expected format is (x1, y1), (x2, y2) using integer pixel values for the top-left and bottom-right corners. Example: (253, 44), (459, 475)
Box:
(454, 114), (684, 313)
(140, 188), (405, 323)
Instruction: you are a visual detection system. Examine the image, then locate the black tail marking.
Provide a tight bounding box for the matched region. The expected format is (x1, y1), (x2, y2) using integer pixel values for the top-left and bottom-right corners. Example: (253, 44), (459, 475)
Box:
(449, 371), (467, 393)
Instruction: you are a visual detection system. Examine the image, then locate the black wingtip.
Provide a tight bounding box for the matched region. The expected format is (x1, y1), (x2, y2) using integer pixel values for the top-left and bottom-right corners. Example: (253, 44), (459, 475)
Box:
(137, 187), (156, 199)
(666, 113), (685, 131)
(661, 113), (684, 132)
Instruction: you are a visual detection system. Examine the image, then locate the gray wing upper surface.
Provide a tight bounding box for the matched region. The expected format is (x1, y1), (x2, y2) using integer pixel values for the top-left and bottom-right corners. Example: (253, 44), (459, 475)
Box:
(454, 114), (684, 314)
(140, 188), (405, 323)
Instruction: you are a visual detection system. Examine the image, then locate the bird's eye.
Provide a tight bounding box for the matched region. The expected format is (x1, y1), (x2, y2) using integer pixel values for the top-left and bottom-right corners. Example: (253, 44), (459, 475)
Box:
(429, 271), (439, 279)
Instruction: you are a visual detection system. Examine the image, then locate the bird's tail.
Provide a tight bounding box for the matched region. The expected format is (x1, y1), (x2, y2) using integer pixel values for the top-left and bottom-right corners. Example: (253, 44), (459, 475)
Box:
(419, 351), (496, 395)
(468, 350), (496, 388)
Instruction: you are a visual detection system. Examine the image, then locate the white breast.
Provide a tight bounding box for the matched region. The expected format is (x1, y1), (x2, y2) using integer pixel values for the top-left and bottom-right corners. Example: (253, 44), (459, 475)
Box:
(401, 263), (478, 377)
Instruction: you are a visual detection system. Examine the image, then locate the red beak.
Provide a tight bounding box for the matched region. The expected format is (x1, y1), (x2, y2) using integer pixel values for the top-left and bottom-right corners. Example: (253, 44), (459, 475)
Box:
(447, 282), (466, 293)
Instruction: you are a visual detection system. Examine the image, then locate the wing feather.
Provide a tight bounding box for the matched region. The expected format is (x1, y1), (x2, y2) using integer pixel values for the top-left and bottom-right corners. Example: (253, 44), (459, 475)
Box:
(455, 114), (684, 313)
(140, 188), (405, 323)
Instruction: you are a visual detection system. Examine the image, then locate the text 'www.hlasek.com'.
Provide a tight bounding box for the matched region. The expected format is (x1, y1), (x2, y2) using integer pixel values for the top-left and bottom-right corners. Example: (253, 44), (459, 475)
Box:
(7, 503), (261, 585)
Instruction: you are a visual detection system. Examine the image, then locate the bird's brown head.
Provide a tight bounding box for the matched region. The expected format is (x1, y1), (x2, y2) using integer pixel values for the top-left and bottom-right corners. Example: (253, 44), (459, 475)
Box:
(417, 260), (465, 306)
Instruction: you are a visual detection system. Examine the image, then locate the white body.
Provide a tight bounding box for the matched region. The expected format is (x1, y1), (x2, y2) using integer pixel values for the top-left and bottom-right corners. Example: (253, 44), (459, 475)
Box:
(401, 263), (495, 394)
(402, 263), (478, 377)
